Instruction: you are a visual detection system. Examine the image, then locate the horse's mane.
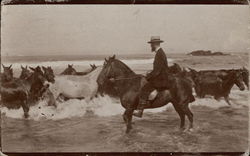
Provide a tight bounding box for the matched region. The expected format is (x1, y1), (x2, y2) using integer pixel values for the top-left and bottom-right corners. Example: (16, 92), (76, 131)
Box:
(113, 59), (136, 75)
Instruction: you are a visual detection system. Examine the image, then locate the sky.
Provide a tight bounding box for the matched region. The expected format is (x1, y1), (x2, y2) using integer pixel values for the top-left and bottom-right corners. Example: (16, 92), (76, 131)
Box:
(1, 5), (249, 56)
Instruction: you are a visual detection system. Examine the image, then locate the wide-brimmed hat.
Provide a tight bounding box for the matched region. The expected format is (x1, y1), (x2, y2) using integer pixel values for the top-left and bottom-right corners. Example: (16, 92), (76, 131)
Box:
(147, 36), (164, 44)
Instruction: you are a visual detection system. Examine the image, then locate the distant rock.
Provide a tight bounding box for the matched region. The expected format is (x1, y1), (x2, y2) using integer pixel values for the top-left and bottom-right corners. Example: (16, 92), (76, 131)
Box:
(188, 50), (228, 56)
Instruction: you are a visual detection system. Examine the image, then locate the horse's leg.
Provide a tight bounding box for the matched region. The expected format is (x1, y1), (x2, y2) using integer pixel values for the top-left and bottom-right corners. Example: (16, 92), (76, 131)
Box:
(123, 111), (128, 123)
(224, 95), (231, 105)
(124, 108), (134, 133)
(49, 96), (57, 108)
(21, 100), (29, 118)
(182, 104), (193, 130)
(47, 90), (57, 108)
(172, 103), (185, 130)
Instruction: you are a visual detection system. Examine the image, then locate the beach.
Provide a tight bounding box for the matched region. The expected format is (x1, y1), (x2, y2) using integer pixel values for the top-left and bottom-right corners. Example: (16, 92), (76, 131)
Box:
(1, 52), (249, 152)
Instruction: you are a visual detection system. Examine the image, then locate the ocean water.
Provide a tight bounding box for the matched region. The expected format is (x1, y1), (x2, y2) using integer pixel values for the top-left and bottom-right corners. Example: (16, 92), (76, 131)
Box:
(0, 52), (249, 152)
(1, 53), (174, 76)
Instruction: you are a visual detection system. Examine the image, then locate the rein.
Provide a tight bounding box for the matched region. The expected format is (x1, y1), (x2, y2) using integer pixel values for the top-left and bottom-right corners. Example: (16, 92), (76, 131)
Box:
(112, 76), (141, 81)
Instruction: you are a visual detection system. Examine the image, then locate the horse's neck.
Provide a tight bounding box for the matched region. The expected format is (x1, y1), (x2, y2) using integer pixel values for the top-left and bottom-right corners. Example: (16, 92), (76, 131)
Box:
(88, 67), (102, 80)
(222, 75), (235, 93)
(115, 65), (136, 78)
(83, 68), (92, 73)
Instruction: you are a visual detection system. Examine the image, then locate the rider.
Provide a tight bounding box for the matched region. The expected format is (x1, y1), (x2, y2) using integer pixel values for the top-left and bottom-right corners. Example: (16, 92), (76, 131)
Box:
(133, 36), (169, 118)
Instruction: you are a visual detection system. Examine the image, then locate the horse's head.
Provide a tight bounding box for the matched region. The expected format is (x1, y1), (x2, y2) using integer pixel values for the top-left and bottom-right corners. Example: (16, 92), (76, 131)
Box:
(230, 70), (245, 91)
(2, 64), (13, 82)
(20, 65), (32, 80)
(61, 64), (77, 75)
(97, 55), (134, 97)
(42, 66), (55, 83)
(97, 55), (117, 87)
(186, 67), (199, 83)
(29, 66), (50, 102)
(97, 55), (134, 91)
(29, 66), (45, 81)
(180, 68), (195, 87)
(240, 66), (249, 89)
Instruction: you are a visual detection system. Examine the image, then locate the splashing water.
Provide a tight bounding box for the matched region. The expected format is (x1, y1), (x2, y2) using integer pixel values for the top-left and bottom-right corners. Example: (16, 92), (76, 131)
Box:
(1, 89), (248, 120)
(0, 94), (169, 121)
(1, 95), (121, 120)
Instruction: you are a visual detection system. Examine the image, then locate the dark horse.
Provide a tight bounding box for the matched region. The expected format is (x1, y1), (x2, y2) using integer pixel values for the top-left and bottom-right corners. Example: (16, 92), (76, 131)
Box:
(192, 70), (245, 105)
(99, 62), (185, 98)
(1, 66), (55, 118)
(19, 65), (56, 107)
(188, 67), (248, 90)
(97, 55), (195, 133)
(60, 64), (97, 75)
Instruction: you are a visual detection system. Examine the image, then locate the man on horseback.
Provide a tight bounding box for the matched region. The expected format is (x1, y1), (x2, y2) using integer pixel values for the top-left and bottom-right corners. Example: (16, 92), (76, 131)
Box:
(133, 36), (169, 117)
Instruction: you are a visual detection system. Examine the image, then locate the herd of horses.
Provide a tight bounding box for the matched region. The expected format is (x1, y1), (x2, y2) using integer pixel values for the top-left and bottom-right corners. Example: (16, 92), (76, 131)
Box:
(0, 55), (249, 133)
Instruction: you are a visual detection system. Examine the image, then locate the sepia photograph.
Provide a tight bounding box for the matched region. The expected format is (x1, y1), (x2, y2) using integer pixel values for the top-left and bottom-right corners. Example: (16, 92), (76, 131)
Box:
(0, 4), (249, 154)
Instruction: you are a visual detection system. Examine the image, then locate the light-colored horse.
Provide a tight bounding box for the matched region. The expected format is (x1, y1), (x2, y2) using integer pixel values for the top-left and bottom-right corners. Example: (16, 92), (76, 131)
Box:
(49, 66), (102, 102)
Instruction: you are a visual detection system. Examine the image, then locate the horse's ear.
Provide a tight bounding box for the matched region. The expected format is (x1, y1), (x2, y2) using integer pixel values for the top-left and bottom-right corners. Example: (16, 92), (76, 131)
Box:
(29, 67), (35, 71)
(36, 66), (41, 70)
(111, 55), (116, 59)
(26, 65), (28, 69)
(9, 64), (12, 69)
(68, 64), (71, 67)
(2, 64), (5, 68)
(21, 65), (24, 69)
(105, 58), (108, 62)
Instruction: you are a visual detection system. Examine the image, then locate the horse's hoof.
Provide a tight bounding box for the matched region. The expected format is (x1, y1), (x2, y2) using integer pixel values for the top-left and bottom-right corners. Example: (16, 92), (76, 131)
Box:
(24, 113), (29, 118)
